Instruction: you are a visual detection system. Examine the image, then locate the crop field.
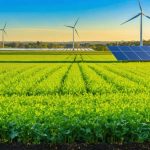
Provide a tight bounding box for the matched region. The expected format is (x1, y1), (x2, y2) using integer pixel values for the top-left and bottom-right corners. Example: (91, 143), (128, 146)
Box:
(0, 54), (115, 62)
(0, 52), (150, 145)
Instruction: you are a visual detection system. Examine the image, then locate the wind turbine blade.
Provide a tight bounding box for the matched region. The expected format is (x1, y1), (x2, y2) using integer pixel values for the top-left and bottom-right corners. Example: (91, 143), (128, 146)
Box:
(74, 18), (79, 27)
(3, 30), (7, 35)
(65, 25), (74, 28)
(75, 29), (79, 37)
(4, 23), (7, 29)
(143, 14), (150, 19)
(121, 13), (141, 25)
(138, 0), (142, 12)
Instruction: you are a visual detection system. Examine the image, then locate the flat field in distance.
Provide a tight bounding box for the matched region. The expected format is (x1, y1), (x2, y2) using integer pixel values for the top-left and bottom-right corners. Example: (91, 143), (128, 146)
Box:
(0, 50), (115, 62)
(0, 50), (149, 145)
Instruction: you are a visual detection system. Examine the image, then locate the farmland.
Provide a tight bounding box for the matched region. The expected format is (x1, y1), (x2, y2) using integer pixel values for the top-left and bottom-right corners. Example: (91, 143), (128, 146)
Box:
(0, 52), (150, 146)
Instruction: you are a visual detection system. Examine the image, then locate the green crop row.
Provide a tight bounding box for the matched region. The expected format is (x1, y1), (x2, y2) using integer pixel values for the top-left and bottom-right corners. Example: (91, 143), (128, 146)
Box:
(0, 62), (150, 144)
(0, 54), (116, 62)
(0, 94), (149, 144)
(1, 63), (150, 96)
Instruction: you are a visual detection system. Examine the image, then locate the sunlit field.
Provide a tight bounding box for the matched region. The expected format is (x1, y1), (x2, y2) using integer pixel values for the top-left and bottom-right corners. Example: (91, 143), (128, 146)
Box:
(0, 54), (115, 62)
(0, 51), (149, 145)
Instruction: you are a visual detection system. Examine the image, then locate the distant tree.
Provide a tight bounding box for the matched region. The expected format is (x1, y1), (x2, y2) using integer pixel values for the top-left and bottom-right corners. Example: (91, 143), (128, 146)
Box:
(42, 43), (48, 48)
(90, 44), (108, 51)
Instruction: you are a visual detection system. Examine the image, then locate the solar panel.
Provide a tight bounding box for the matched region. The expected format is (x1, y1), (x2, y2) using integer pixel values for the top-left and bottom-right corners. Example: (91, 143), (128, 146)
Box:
(125, 52), (140, 60)
(108, 46), (150, 61)
(108, 46), (128, 61)
(141, 46), (150, 51)
(140, 46), (150, 56)
(136, 52), (150, 60)
(132, 46), (143, 51)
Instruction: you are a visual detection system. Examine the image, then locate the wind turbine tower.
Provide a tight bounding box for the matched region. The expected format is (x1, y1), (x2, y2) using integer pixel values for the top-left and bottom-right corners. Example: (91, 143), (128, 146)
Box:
(0, 23), (7, 48)
(65, 18), (79, 51)
(121, 0), (150, 46)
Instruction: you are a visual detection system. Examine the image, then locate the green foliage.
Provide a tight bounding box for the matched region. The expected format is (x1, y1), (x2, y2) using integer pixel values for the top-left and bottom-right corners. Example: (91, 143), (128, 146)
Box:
(90, 44), (108, 51)
(0, 57), (150, 144)
(107, 40), (150, 46)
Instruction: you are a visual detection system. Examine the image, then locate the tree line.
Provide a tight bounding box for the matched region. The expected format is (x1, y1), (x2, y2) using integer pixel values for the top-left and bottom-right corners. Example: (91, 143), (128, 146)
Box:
(2, 41), (108, 51)
(1, 40), (150, 51)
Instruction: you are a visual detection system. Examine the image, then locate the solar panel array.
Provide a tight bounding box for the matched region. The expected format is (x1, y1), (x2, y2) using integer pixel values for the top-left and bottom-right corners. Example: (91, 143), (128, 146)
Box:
(108, 46), (150, 61)
(0, 48), (94, 51)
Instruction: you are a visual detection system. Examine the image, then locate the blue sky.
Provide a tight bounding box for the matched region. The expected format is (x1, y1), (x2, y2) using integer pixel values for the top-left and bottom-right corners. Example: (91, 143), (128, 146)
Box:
(0, 0), (150, 41)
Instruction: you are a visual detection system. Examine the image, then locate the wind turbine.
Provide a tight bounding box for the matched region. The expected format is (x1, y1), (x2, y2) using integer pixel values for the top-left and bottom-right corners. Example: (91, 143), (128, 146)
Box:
(121, 0), (150, 46)
(0, 23), (7, 48)
(65, 18), (79, 51)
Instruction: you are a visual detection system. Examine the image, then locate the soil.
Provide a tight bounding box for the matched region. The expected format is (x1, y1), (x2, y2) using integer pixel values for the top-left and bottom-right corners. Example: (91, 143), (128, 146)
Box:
(0, 143), (150, 150)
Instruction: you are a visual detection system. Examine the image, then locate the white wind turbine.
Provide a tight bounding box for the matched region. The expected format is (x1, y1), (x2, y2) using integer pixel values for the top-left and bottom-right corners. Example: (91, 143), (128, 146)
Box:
(0, 23), (7, 48)
(65, 18), (79, 51)
(121, 0), (150, 46)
